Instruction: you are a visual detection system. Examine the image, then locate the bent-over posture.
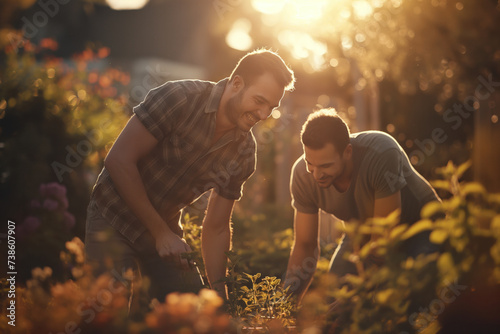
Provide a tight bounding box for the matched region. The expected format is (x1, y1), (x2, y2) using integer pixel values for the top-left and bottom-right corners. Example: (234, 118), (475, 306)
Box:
(284, 109), (440, 303)
(85, 50), (295, 303)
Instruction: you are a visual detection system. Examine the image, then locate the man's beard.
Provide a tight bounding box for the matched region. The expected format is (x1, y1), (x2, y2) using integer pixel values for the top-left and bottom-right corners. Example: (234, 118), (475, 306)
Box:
(224, 90), (252, 132)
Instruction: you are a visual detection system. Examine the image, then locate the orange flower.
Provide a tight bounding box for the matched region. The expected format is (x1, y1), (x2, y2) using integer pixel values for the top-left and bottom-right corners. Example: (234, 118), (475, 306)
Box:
(98, 47), (110, 59)
(88, 71), (99, 84)
(99, 75), (112, 88)
(40, 38), (58, 51)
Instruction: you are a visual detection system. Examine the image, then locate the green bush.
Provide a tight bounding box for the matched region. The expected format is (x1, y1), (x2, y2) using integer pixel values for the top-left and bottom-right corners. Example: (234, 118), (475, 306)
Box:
(0, 39), (129, 281)
(302, 161), (500, 333)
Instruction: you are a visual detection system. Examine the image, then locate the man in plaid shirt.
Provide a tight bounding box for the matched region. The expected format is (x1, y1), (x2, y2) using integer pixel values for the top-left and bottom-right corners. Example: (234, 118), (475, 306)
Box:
(85, 49), (295, 303)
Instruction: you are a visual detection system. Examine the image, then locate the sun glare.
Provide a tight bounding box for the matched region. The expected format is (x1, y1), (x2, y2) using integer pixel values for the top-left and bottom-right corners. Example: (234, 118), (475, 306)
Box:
(244, 0), (392, 71)
(251, 0), (287, 15)
(226, 19), (253, 51)
(106, 0), (149, 10)
(290, 0), (327, 20)
(352, 1), (374, 19)
(278, 31), (325, 56)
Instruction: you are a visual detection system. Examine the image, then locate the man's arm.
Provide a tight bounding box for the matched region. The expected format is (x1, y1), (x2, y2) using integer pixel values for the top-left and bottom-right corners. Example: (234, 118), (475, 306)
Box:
(284, 210), (320, 304)
(201, 191), (235, 298)
(373, 191), (401, 218)
(105, 115), (192, 267)
(366, 191), (402, 265)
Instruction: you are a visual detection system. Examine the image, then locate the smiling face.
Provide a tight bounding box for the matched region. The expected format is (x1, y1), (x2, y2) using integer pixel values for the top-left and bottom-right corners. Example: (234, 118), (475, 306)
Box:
(303, 142), (351, 188)
(225, 72), (285, 132)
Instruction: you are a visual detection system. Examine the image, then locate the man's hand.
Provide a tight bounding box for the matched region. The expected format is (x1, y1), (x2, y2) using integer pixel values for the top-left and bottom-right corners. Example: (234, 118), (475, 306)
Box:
(284, 210), (320, 304)
(155, 232), (193, 270)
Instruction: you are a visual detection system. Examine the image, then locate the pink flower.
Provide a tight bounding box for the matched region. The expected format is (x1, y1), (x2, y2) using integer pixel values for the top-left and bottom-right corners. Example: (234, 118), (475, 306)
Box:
(60, 196), (69, 210)
(63, 212), (75, 229)
(39, 182), (67, 200)
(43, 198), (59, 211)
(31, 199), (42, 208)
(22, 216), (41, 233)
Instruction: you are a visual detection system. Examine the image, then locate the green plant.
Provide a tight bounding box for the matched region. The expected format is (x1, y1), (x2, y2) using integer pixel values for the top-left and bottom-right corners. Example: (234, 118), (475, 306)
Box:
(182, 213), (207, 285)
(428, 161), (500, 288)
(301, 161), (500, 334)
(0, 38), (129, 263)
(182, 213), (297, 331)
(223, 251), (296, 333)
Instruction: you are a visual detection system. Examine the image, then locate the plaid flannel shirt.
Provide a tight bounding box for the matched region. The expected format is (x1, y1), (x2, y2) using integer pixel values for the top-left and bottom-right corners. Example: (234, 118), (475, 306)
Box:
(91, 78), (256, 242)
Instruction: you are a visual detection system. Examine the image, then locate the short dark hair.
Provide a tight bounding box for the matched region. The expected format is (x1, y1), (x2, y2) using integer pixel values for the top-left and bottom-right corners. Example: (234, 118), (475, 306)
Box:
(301, 108), (351, 153)
(229, 49), (295, 92)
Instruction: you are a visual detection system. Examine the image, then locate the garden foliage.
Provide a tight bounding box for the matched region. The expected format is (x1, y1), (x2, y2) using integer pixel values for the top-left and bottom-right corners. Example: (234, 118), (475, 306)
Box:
(301, 161), (500, 333)
(2, 37), (500, 334)
(0, 38), (129, 252)
(0, 39), (129, 281)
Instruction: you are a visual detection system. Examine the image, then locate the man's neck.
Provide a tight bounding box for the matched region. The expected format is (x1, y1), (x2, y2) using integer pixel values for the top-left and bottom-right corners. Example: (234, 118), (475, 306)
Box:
(333, 158), (354, 193)
(212, 85), (235, 145)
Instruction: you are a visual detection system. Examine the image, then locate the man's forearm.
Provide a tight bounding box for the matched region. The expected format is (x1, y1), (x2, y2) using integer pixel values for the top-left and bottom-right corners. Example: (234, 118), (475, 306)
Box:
(201, 223), (231, 296)
(284, 244), (319, 303)
(105, 160), (171, 237)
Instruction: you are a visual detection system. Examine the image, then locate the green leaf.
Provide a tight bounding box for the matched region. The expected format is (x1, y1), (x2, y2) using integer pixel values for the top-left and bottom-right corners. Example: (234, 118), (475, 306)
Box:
(396, 275), (410, 287)
(359, 242), (373, 258)
(451, 227), (465, 238)
(437, 252), (454, 275)
(420, 318), (441, 334)
(456, 160), (472, 179)
(430, 180), (450, 191)
(389, 224), (408, 240)
(375, 289), (394, 304)
(461, 182), (486, 196)
(371, 209), (400, 227)
(436, 160), (456, 177)
(344, 274), (364, 287)
(421, 201), (444, 219)
(453, 238), (467, 252)
(460, 255), (475, 272)
(430, 229), (448, 244)
(492, 215), (500, 234)
(359, 225), (373, 235)
(343, 223), (356, 234)
(443, 196), (462, 211)
(401, 219), (433, 240)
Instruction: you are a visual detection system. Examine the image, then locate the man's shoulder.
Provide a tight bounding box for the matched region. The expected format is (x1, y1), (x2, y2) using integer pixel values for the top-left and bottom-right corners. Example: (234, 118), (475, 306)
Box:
(161, 79), (215, 94)
(291, 155), (308, 176)
(142, 79), (214, 105)
(240, 130), (257, 152)
(351, 131), (401, 153)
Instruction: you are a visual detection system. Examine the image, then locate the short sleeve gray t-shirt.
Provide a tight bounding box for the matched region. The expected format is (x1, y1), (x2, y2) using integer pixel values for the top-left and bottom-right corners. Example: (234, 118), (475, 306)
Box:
(290, 131), (439, 223)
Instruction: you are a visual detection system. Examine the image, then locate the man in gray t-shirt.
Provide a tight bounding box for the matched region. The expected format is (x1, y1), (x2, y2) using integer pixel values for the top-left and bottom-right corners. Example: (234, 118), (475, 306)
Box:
(284, 109), (440, 302)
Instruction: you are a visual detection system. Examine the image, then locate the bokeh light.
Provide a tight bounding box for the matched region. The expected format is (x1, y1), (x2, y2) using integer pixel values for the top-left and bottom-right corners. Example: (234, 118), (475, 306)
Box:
(290, 0), (327, 21)
(251, 0), (287, 15)
(352, 0), (374, 19)
(246, 0), (392, 73)
(106, 0), (149, 10)
(271, 109), (282, 119)
(226, 19), (253, 51)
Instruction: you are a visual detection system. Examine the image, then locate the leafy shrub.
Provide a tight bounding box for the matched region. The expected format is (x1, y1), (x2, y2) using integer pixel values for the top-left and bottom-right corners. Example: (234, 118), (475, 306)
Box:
(15, 182), (76, 281)
(223, 251), (296, 332)
(302, 161), (500, 333)
(0, 39), (129, 268)
(183, 214), (297, 332)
